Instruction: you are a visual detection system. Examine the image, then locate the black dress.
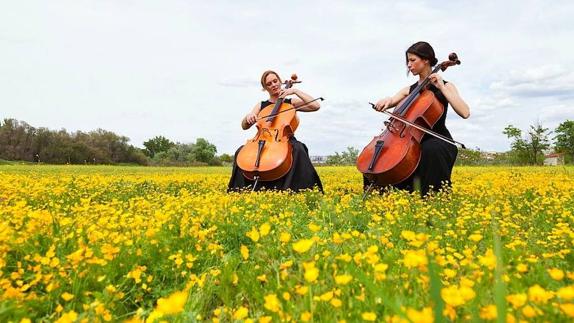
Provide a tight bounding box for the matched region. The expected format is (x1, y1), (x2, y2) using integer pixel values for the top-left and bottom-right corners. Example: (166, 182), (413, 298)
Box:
(364, 81), (458, 196)
(228, 99), (324, 193)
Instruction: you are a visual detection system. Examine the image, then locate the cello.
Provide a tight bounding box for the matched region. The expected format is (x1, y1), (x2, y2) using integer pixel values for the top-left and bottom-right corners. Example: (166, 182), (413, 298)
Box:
(236, 74), (302, 187)
(357, 53), (466, 189)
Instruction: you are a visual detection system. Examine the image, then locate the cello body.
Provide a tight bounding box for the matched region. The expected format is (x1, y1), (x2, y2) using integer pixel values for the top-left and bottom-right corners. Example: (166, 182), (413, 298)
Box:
(236, 98), (300, 181)
(357, 89), (444, 186)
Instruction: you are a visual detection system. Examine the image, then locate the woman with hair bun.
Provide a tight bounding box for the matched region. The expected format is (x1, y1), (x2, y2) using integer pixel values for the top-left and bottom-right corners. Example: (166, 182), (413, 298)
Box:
(371, 41), (470, 196)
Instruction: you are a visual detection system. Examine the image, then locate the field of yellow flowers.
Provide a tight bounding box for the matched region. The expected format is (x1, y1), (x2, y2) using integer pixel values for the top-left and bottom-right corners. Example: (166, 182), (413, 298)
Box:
(0, 165), (573, 322)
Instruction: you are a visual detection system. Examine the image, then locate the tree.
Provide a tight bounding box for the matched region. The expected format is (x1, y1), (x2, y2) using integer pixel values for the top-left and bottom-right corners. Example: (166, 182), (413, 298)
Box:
(527, 123), (551, 164)
(455, 148), (482, 165)
(326, 146), (359, 165)
(153, 143), (194, 164)
(219, 153), (233, 164)
(554, 120), (574, 163)
(503, 123), (550, 165)
(191, 138), (217, 164)
(143, 136), (175, 158)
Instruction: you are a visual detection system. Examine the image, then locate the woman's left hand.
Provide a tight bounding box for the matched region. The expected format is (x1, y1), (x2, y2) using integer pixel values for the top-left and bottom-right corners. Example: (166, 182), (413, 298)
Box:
(279, 88), (298, 98)
(429, 73), (445, 89)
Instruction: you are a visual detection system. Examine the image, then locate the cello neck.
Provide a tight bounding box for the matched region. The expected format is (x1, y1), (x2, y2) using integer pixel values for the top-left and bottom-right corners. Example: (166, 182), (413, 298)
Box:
(394, 64), (442, 116)
(266, 79), (295, 123)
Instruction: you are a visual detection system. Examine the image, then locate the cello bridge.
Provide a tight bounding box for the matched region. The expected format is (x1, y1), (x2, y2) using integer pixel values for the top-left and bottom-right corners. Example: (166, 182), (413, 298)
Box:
(384, 121), (399, 134)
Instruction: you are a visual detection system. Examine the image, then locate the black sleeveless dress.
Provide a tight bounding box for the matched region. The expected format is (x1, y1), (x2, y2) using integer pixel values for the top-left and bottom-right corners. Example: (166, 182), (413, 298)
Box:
(364, 82), (458, 196)
(228, 99), (324, 193)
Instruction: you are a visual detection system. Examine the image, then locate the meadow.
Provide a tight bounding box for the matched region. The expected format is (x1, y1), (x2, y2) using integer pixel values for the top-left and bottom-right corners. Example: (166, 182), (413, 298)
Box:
(0, 165), (573, 322)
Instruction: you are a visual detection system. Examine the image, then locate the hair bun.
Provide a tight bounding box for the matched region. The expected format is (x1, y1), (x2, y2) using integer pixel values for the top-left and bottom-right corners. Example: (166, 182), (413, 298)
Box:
(406, 41), (437, 66)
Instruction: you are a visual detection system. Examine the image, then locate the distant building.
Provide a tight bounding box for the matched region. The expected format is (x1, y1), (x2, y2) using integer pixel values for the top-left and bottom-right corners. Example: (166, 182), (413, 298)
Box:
(544, 153), (565, 166)
(480, 151), (499, 160)
(310, 155), (328, 164)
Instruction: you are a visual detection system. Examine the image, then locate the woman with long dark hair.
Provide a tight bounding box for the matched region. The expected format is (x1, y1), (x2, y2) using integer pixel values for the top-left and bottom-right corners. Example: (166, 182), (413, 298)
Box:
(371, 41), (470, 196)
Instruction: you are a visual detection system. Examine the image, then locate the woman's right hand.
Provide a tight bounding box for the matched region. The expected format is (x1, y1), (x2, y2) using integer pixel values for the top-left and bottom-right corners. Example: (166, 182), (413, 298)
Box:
(374, 97), (393, 111)
(245, 112), (257, 126)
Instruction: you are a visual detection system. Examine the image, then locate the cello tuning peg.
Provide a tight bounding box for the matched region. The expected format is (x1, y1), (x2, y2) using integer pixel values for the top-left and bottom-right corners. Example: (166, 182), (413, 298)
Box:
(448, 53), (461, 65)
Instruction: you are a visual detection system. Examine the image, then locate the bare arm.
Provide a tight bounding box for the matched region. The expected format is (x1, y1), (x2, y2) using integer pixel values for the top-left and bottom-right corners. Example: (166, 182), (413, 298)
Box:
(429, 74), (470, 119)
(374, 86), (410, 111)
(241, 102), (261, 130)
(281, 88), (320, 112)
(439, 82), (470, 119)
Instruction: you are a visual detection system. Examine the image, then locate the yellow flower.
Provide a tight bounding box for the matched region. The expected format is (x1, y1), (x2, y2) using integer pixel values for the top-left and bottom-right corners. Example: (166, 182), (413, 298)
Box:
(443, 268), (457, 279)
(401, 230), (416, 241)
(308, 223), (321, 232)
(263, 294), (281, 313)
(403, 249), (428, 269)
(301, 311), (312, 322)
(55, 311), (78, 323)
(257, 274), (267, 283)
(292, 239), (314, 254)
(469, 234), (483, 242)
(374, 263), (388, 272)
(548, 268), (564, 281)
(330, 298), (342, 308)
(478, 249), (496, 270)
(259, 316), (272, 323)
(304, 266), (319, 283)
(334, 274), (353, 285)
(441, 285), (476, 307)
(240, 245), (249, 260)
(279, 232), (291, 243)
(557, 286), (574, 300)
(479, 305), (497, 320)
(296, 285), (309, 295)
(528, 284), (553, 304)
(156, 291), (187, 314)
(319, 291), (333, 301)
(233, 306), (249, 320)
(516, 263), (528, 273)
(406, 307), (433, 323)
(361, 312), (377, 321)
(522, 305), (539, 318)
(246, 227), (260, 242)
(559, 304), (574, 318)
(259, 223), (271, 237)
(506, 293), (527, 308)
(61, 292), (75, 301)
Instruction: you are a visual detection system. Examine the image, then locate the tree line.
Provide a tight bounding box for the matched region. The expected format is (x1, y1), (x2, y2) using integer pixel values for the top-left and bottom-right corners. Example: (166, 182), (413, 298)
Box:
(457, 120), (573, 165)
(1, 118), (572, 166)
(325, 120), (573, 166)
(0, 119), (224, 166)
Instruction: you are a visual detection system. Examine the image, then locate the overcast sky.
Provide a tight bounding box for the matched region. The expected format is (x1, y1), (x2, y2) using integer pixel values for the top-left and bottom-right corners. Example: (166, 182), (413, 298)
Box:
(1, 0), (573, 155)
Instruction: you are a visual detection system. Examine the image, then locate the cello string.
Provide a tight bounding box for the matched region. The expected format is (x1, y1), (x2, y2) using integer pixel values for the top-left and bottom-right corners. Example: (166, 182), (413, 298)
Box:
(255, 97), (324, 121)
(381, 110), (466, 149)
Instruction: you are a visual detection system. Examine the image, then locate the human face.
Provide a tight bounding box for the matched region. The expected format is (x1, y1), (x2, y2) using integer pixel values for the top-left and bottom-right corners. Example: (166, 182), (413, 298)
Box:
(407, 53), (430, 76)
(264, 74), (282, 96)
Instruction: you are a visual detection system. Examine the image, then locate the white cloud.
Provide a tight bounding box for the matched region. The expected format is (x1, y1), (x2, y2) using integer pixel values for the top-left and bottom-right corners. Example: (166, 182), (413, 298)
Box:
(490, 65), (574, 98)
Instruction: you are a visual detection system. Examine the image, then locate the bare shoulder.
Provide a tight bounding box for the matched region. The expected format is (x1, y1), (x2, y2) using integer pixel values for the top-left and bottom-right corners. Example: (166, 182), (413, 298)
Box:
(444, 81), (457, 89)
(251, 102), (262, 113)
(399, 85), (411, 97)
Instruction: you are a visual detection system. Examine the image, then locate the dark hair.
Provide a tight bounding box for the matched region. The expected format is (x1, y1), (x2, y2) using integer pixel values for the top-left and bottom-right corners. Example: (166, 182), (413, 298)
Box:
(405, 41), (438, 66)
(260, 70), (281, 89)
